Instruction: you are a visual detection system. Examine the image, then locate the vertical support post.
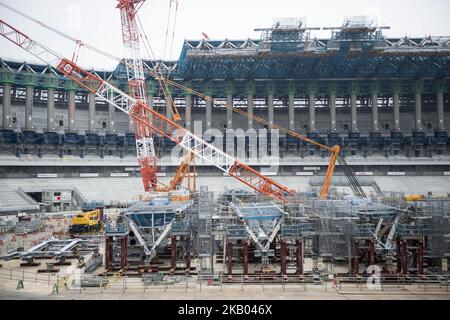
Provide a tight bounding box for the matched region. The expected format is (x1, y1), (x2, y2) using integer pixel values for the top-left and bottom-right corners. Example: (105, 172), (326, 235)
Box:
(351, 93), (358, 132)
(108, 103), (116, 133)
(369, 240), (376, 266)
(185, 95), (192, 132)
(2, 83), (12, 128)
(120, 236), (127, 269)
(171, 235), (176, 271)
(402, 240), (408, 275)
(267, 93), (274, 126)
(104, 236), (111, 270)
(309, 93), (316, 132)
(185, 237), (191, 271)
(243, 240), (248, 276)
(396, 239), (402, 273)
(436, 91), (445, 131)
(247, 94), (254, 129)
(296, 239), (303, 275)
(205, 98), (212, 130)
(353, 240), (359, 275)
(288, 93), (295, 131)
(25, 86), (34, 130)
(372, 93), (379, 132)
(68, 90), (76, 132)
(227, 240), (233, 275)
(393, 92), (400, 131)
(418, 239), (424, 275)
(415, 91), (422, 131)
(226, 93), (233, 129)
(88, 92), (95, 132)
(329, 93), (336, 132)
(280, 240), (287, 275)
(47, 87), (55, 131)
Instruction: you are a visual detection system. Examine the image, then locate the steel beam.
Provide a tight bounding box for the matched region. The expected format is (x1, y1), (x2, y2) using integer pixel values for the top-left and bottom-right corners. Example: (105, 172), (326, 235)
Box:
(280, 240), (287, 275)
(296, 239), (303, 275)
(243, 240), (249, 276)
(353, 240), (359, 275)
(227, 240), (233, 275)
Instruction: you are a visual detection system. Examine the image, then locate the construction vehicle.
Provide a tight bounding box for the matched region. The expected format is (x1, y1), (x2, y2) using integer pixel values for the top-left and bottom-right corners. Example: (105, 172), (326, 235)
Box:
(404, 194), (425, 202)
(69, 209), (102, 234)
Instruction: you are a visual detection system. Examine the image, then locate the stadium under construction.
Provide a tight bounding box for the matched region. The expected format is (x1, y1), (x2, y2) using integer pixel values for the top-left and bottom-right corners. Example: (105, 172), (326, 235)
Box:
(0, 1), (449, 300)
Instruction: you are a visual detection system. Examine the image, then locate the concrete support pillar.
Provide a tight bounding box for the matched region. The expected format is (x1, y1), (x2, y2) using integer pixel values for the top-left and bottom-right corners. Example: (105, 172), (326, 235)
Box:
(353, 240), (359, 275)
(372, 93), (379, 132)
(288, 94), (295, 130)
(437, 91), (445, 131)
(226, 94), (233, 129)
(243, 240), (249, 276)
(108, 103), (116, 133)
(351, 93), (358, 131)
(226, 240), (233, 275)
(247, 94), (254, 129)
(25, 86), (34, 130)
(165, 95), (173, 132)
(171, 236), (177, 271)
(393, 93), (400, 131)
(205, 97), (212, 130)
(68, 90), (76, 132)
(402, 240), (408, 275)
(47, 88), (55, 131)
(415, 92), (422, 131)
(267, 93), (274, 126)
(280, 240), (287, 275)
(147, 93), (154, 124)
(296, 240), (303, 275)
(2, 83), (12, 129)
(88, 92), (95, 132)
(309, 94), (316, 132)
(329, 93), (336, 132)
(185, 95), (192, 132)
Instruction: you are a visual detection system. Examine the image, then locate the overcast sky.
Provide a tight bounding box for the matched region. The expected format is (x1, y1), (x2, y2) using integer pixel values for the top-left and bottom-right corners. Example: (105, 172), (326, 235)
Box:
(1, 0), (450, 70)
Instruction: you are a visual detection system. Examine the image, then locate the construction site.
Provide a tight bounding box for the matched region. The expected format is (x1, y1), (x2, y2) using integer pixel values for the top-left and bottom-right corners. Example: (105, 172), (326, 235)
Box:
(0, 0), (450, 300)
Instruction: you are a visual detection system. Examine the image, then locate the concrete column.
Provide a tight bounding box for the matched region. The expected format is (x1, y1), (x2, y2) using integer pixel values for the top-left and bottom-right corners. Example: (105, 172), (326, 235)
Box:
(68, 90), (76, 132)
(288, 93), (295, 130)
(165, 95), (173, 132)
(47, 87), (55, 131)
(25, 86), (34, 130)
(415, 92), (422, 131)
(329, 93), (336, 132)
(147, 93), (154, 125)
(372, 93), (379, 132)
(309, 93), (316, 132)
(247, 94), (254, 129)
(393, 93), (400, 131)
(88, 92), (95, 132)
(437, 91), (445, 131)
(351, 93), (358, 131)
(226, 94), (233, 129)
(267, 93), (274, 125)
(2, 83), (12, 129)
(108, 103), (116, 133)
(205, 97), (212, 130)
(185, 95), (192, 132)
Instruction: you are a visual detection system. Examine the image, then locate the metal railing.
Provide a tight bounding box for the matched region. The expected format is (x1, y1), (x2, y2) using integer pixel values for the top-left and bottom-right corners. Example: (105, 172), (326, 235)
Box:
(0, 267), (448, 295)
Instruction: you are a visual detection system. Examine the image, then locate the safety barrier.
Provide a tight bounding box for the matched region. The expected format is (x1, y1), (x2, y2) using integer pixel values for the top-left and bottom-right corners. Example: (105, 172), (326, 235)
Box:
(0, 267), (448, 295)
